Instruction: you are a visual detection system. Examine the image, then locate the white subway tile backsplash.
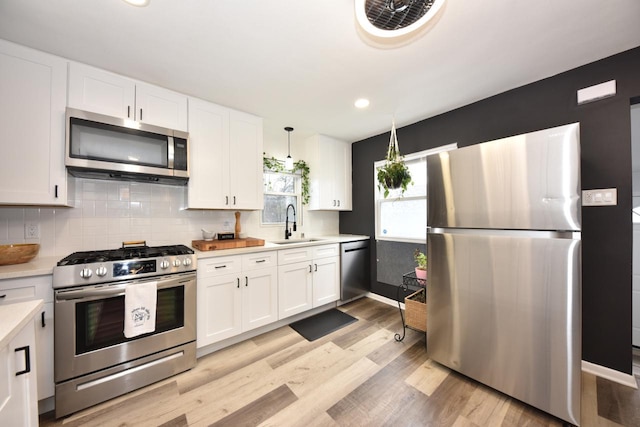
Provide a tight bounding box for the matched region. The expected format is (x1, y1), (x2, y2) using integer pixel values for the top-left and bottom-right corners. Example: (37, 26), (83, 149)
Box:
(0, 177), (339, 257)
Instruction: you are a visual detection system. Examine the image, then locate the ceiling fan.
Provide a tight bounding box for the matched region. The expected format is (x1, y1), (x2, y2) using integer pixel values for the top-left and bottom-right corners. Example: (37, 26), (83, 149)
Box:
(355, 0), (446, 39)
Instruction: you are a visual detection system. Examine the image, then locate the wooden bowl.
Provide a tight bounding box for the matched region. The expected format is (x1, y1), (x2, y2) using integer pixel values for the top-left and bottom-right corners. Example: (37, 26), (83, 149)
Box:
(0, 244), (40, 266)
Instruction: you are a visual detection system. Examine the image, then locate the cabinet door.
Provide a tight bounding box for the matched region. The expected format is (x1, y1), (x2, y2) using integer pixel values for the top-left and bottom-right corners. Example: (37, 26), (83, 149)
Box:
(197, 274), (242, 347)
(68, 62), (135, 120)
(334, 138), (352, 210)
(0, 40), (68, 205)
(135, 82), (188, 131)
(0, 318), (38, 427)
(278, 262), (313, 319)
(186, 97), (230, 208)
(242, 267), (278, 331)
(313, 256), (340, 307)
(35, 303), (54, 400)
(228, 110), (263, 209)
(306, 135), (352, 211)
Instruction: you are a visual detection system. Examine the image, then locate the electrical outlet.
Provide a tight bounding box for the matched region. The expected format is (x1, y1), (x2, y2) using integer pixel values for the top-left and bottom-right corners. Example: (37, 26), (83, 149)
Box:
(25, 223), (40, 239)
(582, 188), (617, 206)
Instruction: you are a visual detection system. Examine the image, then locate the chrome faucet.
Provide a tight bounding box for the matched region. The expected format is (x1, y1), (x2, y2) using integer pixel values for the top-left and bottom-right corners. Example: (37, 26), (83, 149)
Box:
(285, 203), (297, 239)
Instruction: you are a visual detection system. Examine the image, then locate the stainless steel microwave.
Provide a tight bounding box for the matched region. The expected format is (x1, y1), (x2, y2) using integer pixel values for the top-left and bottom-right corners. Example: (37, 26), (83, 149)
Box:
(65, 108), (189, 185)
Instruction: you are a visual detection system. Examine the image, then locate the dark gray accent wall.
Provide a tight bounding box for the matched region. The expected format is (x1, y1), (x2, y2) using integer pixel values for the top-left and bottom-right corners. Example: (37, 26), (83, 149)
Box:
(340, 47), (640, 375)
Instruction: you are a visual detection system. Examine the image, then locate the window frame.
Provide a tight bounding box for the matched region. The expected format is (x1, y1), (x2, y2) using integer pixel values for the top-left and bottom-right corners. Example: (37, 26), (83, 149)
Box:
(374, 143), (457, 243)
(261, 169), (303, 226)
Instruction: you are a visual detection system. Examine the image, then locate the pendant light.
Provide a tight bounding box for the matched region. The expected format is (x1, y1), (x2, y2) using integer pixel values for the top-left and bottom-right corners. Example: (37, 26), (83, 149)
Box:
(284, 126), (294, 170)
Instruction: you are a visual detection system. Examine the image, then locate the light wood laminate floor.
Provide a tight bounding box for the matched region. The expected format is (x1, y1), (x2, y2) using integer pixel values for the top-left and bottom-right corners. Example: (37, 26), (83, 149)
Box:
(41, 298), (640, 426)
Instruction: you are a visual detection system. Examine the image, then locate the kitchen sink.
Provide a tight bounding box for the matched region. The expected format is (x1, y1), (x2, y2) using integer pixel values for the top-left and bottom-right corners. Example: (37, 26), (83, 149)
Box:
(270, 238), (325, 245)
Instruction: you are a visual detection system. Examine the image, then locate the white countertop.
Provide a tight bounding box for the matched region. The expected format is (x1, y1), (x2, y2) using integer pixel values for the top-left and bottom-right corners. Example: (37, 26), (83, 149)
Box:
(0, 299), (43, 348)
(194, 234), (369, 259)
(0, 256), (59, 280)
(0, 235), (370, 279)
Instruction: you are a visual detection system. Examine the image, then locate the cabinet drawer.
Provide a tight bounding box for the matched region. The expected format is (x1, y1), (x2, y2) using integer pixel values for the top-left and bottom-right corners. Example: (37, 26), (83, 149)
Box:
(242, 252), (277, 271)
(197, 256), (242, 278)
(312, 244), (340, 259)
(0, 275), (53, 304)
(278, 247), (313, 265)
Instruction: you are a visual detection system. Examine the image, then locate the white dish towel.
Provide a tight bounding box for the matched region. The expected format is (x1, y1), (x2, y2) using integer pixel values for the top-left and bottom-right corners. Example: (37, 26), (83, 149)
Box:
(124, 281), (157, 338)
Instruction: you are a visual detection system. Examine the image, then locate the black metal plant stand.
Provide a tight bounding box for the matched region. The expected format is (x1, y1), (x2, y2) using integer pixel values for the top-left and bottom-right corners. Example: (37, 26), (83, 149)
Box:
(394, 270), (427, 342)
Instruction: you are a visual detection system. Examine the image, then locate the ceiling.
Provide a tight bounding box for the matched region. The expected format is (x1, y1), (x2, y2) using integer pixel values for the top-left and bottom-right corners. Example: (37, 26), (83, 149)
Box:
(1, 0), (639, 149)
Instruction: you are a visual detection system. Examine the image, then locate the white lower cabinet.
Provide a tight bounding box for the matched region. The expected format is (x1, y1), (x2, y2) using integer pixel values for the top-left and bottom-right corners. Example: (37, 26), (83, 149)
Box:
(0, 276), (54, 402)
(197, 252), (277, 348)
(0, 317), (38, 426)
(278, 244), (340, 320)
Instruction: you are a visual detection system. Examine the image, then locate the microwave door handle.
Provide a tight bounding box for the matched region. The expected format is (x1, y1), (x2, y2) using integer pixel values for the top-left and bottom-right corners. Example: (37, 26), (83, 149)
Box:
(168, 137), (175, 169)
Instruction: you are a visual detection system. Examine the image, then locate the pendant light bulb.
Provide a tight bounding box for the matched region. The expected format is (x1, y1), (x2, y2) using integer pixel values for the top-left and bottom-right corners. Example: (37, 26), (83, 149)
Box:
(284, 127), (294, 170)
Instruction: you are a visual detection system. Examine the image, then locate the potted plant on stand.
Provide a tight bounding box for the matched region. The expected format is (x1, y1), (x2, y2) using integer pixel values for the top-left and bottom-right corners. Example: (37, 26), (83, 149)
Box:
(377, 120), (412, 198)
(414, 249), (427, 284)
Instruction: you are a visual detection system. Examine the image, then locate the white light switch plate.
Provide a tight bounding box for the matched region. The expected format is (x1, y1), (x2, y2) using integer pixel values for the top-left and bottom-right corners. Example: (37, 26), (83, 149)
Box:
(582, 188), (617, 206)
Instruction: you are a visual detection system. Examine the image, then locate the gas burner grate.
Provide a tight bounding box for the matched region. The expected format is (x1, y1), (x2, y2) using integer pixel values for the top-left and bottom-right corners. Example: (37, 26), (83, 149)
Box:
(57, 244), (194, 266)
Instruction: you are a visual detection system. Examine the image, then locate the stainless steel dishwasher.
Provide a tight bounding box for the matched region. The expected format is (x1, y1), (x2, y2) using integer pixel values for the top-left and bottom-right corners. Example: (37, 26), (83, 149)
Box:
(340, 240), (370, 301)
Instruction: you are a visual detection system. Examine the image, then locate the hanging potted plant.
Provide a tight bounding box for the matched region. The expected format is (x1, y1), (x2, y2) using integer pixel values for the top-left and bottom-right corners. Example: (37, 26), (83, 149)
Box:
(377, 120), (412, 198)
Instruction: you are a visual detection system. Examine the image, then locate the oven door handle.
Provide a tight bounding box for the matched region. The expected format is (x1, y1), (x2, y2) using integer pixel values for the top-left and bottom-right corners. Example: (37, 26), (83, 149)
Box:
(56, 278), (191, 301)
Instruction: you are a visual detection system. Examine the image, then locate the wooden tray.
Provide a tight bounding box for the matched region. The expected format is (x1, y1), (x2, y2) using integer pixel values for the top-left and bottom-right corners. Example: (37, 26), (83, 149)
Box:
(192, 237), (265, 251)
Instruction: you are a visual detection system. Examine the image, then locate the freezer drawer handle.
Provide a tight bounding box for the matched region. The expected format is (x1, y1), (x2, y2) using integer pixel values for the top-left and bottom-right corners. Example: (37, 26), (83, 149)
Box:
(15, 346), (31, 376)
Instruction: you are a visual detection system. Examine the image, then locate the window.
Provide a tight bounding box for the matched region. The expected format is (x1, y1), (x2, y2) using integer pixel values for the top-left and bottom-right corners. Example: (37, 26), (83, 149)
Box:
(374, 143), (457, 243)
(262, 171), (302, 225)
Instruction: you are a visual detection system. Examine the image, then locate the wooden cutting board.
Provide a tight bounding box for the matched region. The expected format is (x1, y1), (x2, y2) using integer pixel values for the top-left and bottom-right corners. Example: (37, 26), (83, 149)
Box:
(192, 237), (265, 251)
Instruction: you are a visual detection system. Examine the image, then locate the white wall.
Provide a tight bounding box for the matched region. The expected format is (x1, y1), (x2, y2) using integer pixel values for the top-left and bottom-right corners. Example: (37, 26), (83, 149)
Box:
(0, 130), (339, 258)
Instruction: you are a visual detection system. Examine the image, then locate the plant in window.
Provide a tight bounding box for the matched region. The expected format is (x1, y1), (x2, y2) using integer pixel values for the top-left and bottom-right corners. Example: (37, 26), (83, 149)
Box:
(263, 154), (310, 205)
(377, 120), (412, 198)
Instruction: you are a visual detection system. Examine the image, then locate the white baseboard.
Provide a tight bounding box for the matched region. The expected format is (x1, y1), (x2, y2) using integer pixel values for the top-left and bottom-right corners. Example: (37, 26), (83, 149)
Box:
(365, 292), (404, 309)
(581, 360), (638, 389)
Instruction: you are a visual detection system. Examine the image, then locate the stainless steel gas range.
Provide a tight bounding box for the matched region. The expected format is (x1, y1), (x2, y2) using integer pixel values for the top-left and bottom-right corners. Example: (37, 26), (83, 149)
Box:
(52, 242), (197, 418)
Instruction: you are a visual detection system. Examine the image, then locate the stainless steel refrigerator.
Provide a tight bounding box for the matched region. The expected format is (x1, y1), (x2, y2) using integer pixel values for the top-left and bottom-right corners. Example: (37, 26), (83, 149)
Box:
(426, 123), (581, 425)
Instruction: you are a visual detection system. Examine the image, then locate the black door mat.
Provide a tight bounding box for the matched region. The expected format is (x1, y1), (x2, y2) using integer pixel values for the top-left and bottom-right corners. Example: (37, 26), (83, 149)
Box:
(289, 308), (358, 341)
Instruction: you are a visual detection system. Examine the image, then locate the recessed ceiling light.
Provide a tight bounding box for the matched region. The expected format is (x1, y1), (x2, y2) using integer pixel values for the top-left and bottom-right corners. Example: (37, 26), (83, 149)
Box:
(122, 0), (150, 7)
(355, 98), (370, 109)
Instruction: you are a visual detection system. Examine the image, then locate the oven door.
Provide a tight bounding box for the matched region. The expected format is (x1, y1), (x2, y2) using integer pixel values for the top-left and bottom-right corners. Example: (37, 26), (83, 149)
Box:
(54, 273), (196, 383)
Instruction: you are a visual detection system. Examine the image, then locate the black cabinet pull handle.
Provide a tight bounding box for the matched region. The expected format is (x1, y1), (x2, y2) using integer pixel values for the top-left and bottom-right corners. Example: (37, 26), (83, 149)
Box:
(255, 259), (266, 263)
(225, 196), (229, 205)
(233, 196), (236, 205)
(0, 294), (6, 299)
(309, 265), (312, 273)
(237, 278), (240, 288)
(15, 346), (31, 376)
(55, 185), (59, 198)
(41, 311), (46, 328)
(314, 264), (318, 272)
(127, 105), (131, 118)
(245, 276), (248, 287)
(215, 265), (227, 269)
(140, 108), (143, 121)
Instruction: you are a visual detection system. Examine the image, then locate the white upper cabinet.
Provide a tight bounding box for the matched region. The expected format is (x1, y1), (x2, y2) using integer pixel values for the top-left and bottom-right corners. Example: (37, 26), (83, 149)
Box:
(187, 97), (263, 210)
(305, 134), (352, 210)
(68, 62), (188, 131)
(0, 39), (69, 206)
(228, 110), (264, 210)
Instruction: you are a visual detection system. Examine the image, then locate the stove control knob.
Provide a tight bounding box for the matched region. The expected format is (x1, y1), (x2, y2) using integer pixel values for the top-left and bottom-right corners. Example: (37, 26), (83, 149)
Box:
(183, 258), (192, 267)
(160, 260), (170, 270)
(96, 266), (108, 277)
(80, 268), (93, 279)
(173, 259), (182, 267)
